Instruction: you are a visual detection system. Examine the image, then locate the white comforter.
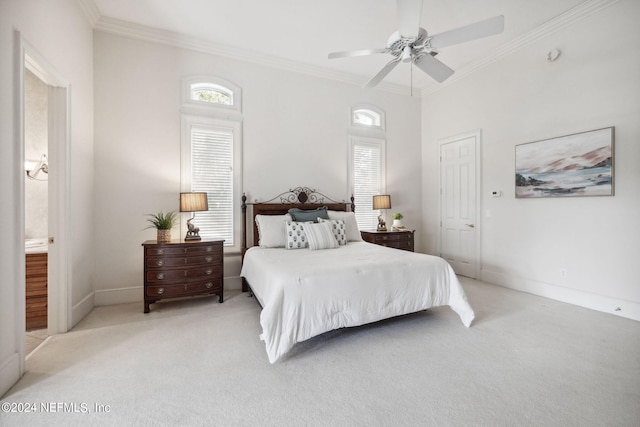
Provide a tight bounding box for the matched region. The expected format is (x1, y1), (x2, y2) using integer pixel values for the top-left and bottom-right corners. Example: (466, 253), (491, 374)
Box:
(240, 242), (475, 363)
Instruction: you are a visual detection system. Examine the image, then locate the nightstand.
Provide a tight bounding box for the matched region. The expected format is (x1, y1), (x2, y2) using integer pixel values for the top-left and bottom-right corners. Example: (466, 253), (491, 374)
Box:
(361, 230), (415, 252)
(142, 239), (224, 313)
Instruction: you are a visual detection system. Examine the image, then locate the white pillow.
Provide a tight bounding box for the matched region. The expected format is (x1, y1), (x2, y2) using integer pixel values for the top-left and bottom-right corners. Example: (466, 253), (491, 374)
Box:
(305, 222), (339, 250)
(317, 218), (347, 245)
(256, 214), (291, 247)
(327, 211), (362, 242)
(284, 220), (310, 249)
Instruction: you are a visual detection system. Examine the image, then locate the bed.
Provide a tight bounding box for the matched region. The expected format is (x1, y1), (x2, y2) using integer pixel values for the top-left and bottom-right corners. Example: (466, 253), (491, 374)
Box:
(240, 187), (475, 363)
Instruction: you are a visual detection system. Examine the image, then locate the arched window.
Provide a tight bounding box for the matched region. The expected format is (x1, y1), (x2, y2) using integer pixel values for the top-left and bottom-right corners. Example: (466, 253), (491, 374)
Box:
(351, 104), (385, 130)
(182, 76), (242, 113)
(190, 83), (233, 106)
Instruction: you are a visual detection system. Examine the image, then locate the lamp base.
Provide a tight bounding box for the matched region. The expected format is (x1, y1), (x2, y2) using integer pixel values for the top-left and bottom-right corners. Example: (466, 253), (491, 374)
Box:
(185, 217), (201, 241)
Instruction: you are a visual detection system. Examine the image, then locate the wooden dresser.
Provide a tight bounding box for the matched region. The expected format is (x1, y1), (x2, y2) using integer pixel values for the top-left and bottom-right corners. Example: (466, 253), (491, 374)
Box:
(142, 239), (224, 313)
(361, 230), (415, 252)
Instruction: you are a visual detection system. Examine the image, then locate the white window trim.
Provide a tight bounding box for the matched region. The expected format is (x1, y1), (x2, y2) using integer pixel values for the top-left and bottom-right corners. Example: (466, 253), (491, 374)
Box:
(350, 103), (386, 131)
(181, 75), (242, 118)
(347, 135), (386, 230)
(180, 115), (243, 253)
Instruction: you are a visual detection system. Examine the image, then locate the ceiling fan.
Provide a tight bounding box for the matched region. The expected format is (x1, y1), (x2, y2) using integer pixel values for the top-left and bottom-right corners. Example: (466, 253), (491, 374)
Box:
(328, 0), (505, 88)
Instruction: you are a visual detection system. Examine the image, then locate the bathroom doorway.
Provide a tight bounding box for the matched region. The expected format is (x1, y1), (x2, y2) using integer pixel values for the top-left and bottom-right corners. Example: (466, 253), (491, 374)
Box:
(21, 45), (70, 353)
(24, 64), (49, 352)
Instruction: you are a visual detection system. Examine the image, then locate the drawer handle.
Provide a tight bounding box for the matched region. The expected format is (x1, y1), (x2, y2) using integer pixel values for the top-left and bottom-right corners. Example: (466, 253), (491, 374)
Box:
(205, 256), (213, 263)
(156, 273), (165, 280)
(205, 282), (213, 289)
(206, 247), (213, 252)
(156, 259), (164, 266)
(156, 287), (165, 295)
(382, 236), (388, 240)
(205, 269), (213, 275)
(157, 249), (164, 255)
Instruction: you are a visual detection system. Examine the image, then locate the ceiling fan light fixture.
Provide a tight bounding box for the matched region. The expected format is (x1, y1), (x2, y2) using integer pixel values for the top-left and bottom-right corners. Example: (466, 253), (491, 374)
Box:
(401, 45), (412, 63)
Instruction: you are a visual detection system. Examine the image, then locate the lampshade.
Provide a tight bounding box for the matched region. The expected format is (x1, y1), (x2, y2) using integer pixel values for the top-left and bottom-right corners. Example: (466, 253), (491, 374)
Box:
(372, 194), (391, 210)
(180, 192), (209, 212)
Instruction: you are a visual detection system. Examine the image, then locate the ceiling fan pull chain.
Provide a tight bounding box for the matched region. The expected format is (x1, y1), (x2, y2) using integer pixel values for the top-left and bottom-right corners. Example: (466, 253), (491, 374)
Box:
(410, 62), (413, 97)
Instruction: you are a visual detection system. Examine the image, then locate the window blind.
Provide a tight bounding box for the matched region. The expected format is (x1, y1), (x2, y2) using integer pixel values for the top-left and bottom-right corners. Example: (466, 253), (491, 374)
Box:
(191, 127), (234, 245)
(353, 142), (381, 230)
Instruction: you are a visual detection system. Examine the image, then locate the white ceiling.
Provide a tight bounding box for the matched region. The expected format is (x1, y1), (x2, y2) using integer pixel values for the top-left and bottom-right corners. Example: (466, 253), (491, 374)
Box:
(92, 0), (589, 92)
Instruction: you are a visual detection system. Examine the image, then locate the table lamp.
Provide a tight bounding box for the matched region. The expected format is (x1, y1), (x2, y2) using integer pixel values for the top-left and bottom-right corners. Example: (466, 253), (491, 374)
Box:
(372, 194), (391, 231)
(180, 192), (209, 241)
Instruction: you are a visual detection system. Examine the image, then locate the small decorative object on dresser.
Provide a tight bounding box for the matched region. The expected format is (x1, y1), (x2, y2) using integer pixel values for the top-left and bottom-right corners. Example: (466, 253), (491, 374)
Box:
(145, 211), (178, 243)
(361, 229), (415, 252)
(392, 212), (403, 229)
(142, 239), (224, 313)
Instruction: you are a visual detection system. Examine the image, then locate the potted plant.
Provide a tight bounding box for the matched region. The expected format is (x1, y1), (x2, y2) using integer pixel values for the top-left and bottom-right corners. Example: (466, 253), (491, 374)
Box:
(146, 211), (177, 243)
(392, 213), (403, 228)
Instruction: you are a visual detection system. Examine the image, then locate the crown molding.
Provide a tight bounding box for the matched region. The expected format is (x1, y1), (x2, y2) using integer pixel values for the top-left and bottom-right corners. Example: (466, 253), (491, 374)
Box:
(421, 0), (620, 95)
(94, 16), (418, 97)
(76, 0), (100, 27)
(89, 0), (617, 98)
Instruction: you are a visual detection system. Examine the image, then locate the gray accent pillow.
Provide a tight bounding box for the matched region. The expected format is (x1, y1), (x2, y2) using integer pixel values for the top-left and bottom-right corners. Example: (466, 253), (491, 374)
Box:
(288, 206), (329, 223)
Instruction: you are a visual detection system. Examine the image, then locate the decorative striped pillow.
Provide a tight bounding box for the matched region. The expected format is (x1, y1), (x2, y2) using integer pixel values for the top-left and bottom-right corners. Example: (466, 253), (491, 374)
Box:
(305, 222), (339, 250)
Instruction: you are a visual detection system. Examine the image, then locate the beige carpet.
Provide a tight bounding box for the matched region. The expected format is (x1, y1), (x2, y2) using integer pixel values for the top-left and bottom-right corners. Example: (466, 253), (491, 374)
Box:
(2, 278), (639, 426)
(25, 329), (48, 356)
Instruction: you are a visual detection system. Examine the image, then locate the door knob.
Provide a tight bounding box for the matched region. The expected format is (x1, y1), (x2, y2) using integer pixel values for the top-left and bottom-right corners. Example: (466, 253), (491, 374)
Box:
(465, 224), (475, 228)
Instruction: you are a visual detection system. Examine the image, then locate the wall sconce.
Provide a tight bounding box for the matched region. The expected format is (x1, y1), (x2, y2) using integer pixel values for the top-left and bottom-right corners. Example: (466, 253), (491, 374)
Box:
(25, 154), (48, 180)
(372, 194), (391, 231)
(180, 192), (209, 241)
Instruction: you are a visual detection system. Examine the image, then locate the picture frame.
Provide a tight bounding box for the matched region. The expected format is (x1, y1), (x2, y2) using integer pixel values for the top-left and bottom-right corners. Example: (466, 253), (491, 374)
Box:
(515, 127), (614, 198)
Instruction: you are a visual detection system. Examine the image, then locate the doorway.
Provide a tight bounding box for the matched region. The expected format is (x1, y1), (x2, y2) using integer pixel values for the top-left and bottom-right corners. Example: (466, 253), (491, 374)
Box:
(24, 65), (49, 352)
(21, 45), (70, 343)
(439, 130), (481, 278)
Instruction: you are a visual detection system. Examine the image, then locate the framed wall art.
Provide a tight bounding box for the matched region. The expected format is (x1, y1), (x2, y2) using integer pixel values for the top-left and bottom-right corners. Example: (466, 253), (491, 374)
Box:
(515, 127), (614, 198)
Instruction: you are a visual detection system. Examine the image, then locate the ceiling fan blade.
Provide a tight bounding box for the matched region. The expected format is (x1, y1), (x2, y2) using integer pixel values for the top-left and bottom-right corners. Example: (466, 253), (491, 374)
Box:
(396, 0), (423, 39)
(429, 15), (504, 49)
(413, 53), (454, 83)
(363, 58), (401, 88)
(328, 48), (389, 59)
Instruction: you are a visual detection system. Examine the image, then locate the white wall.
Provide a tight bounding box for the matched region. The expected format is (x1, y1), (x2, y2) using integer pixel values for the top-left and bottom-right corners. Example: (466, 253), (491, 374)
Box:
(93, 31), (422, 304)
(0, 0), (94, 396)
(421, 0), (640, 320)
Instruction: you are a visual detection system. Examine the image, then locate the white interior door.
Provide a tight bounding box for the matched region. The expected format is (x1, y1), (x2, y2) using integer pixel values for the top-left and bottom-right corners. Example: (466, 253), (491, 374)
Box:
(439, 131), (480, 278)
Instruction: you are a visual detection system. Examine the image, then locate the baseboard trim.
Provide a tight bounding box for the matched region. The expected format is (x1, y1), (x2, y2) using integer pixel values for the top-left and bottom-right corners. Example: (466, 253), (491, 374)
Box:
(480, 269), (640, 322)
(94, 276), (243, 306)
(94, 286), (141, 306)
(71, 291), (95, 327)
(0, 353), (21, 398)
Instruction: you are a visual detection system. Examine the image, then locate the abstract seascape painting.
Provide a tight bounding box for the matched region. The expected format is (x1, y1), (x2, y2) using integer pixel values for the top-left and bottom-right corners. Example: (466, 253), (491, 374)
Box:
(515, 127), (614, 198)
